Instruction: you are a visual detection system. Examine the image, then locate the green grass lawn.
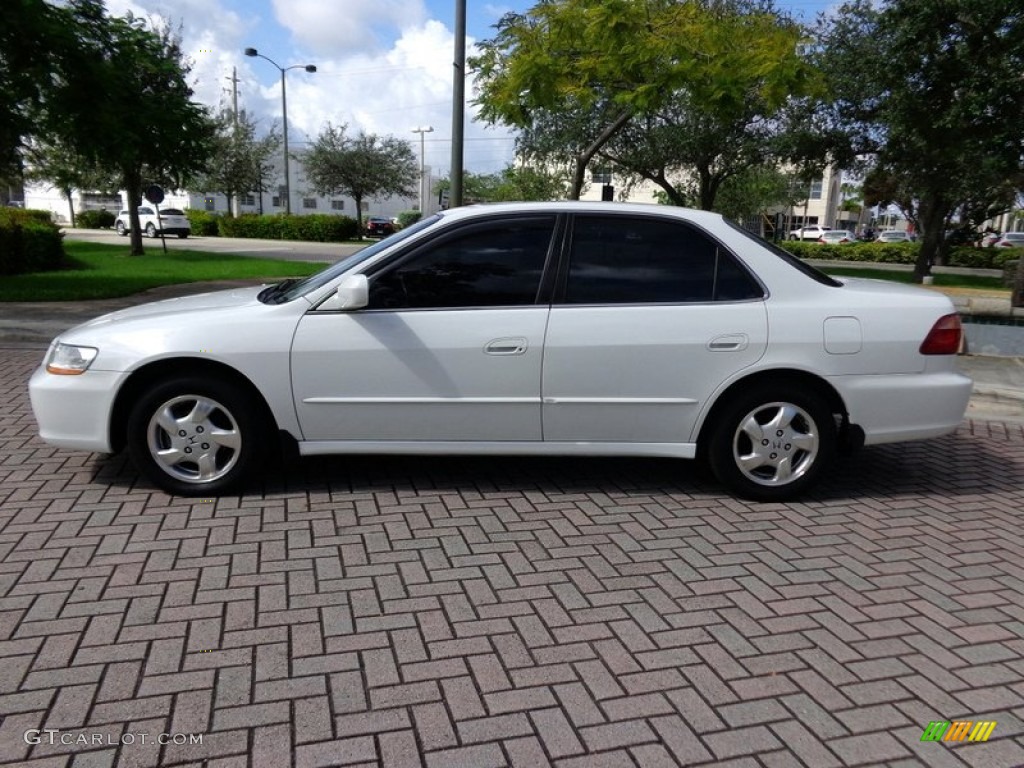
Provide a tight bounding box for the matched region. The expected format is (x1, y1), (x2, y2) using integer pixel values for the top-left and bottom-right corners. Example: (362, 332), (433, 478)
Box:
(0, 241), (325, 302)
(821, 266), (1007, 291)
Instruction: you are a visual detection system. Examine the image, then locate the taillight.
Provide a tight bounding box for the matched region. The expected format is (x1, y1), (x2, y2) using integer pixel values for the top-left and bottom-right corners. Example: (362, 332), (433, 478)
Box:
(919, 313), (962, 355)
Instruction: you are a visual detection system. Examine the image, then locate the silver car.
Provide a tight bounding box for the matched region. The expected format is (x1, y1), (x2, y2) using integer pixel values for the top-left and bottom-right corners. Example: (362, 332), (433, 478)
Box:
(876, 230), (912, 243)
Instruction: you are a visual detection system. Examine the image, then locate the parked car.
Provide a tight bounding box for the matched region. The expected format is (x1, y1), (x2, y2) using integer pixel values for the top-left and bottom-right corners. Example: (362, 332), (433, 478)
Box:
(818, 230), (855, 244)
(993, 232), (1024, 248)
(365, 216), (395, 238)
(979, 232), (1002, 248)
(29, 202), (971, 501)
(789, 224), (829, 241)
(876, 230), (912, 243)
(115, 207), (191, 239)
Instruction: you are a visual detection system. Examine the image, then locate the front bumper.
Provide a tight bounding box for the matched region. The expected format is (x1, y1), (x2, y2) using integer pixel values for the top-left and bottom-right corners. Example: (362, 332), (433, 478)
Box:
(29, 365), (126, 453)
(830, 369), (973, 445)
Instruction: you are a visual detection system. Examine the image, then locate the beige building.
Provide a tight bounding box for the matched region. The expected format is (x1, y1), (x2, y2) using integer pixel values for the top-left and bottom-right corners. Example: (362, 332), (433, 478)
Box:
(579, 164), (849, 238)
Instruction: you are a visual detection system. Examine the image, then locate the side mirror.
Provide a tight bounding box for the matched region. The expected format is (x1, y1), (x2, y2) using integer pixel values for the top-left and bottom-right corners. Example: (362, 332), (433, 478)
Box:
(318, 274), (368, 311)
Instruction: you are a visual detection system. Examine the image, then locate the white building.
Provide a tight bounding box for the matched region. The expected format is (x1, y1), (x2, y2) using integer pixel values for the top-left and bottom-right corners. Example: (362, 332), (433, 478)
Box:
(24, 151), (426, 224)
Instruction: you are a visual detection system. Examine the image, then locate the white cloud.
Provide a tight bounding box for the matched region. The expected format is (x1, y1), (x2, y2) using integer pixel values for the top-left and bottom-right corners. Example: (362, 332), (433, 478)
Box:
(270, 0), (428, 56)
(250, 21), (517, 176)
(102, 0), (518, 176)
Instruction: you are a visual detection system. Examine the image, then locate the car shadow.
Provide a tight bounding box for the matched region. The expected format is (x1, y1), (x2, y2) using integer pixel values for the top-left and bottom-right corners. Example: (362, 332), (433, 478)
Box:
(87, 430), (1020, 507)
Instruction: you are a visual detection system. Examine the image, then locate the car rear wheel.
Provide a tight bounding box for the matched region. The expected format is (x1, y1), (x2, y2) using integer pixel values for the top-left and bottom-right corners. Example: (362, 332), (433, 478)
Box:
(115, 221), (126, 236)
(177, 233), (189, 239)
(146, 223), (157, 238)
(126, 377), (266, 496)
(708, 387), (836, 501)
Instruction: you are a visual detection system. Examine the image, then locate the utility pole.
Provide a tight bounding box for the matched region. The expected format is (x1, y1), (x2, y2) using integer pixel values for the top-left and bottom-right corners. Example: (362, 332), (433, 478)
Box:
(450, 0), (466, 208)
(226, 67), (241, 216)
(226, 67), (240, 126)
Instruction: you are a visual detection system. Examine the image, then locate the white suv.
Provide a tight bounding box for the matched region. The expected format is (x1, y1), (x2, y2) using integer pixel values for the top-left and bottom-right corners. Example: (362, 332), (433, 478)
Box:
(115, 206), (191, 239)
(788, 225), (828, 241)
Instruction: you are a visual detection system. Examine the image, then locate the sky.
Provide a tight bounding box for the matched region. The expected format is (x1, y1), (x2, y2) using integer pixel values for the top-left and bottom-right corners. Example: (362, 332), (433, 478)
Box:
(103, 0), (837, 178)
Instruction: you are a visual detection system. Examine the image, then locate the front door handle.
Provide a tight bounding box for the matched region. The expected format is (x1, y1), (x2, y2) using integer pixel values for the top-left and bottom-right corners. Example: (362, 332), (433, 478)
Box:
(484, 337), (528, 356)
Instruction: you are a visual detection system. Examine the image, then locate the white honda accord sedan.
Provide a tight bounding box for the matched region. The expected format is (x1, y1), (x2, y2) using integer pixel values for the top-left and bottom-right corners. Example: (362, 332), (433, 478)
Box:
(29, 202), (972, 501)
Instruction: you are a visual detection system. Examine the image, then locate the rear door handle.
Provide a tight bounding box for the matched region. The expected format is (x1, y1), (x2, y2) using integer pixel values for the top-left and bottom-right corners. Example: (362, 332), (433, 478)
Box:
(708, 333), (749, 351)
(484, 337), (528, 356)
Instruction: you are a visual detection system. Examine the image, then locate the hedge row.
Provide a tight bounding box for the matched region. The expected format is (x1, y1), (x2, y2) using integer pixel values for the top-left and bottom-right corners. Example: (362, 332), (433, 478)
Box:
(0, 208), (64, 276)
(182, 210), (420, 239)
(184, 209), (220, 236)
(76, 209), (116, 229)
(782, 240), (1022, 270)
(216, 213), (360, 242)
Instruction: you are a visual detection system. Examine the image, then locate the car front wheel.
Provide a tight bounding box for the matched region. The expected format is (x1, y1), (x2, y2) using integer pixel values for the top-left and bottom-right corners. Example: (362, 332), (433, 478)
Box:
(146, 223), (157, 238)
(115, 221), (126, 236)
(126, 377), (265, 496)
(708, 387), (836, 501)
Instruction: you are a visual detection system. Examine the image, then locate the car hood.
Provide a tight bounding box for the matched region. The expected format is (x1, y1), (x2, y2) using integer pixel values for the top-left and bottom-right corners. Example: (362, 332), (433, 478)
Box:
(70, 285), (270, 332)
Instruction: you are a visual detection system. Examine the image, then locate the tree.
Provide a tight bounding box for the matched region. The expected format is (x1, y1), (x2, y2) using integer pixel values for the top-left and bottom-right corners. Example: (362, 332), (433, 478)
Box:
(303, 124), (417, 236)
(196, 109), (280, 216)
(434, 165), (570, 203)
(24, 138), (118, 226)
(43, 1), (215, 255)
(472, 0), (818, 201)
(0, 0), (80, 174)
(815, 0), (1024, 280)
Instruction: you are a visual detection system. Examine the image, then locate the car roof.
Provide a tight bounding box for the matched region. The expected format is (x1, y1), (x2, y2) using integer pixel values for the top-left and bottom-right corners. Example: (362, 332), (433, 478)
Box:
(437, 200), (727, 227)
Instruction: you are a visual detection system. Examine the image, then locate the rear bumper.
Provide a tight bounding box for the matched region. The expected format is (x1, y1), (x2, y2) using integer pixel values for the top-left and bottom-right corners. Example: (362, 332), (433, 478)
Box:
(830, 370), (973, 445)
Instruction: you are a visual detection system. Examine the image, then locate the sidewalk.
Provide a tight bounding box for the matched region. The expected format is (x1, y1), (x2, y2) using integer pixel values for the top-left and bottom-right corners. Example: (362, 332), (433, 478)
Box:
(1, 278), (1021, 423)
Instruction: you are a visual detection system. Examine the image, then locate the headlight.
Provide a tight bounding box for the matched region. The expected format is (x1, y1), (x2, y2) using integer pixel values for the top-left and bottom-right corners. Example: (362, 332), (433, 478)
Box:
(46, 343), (99, 375)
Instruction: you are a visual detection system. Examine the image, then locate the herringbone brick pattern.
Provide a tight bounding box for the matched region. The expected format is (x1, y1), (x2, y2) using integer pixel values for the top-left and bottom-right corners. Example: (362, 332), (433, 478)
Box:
(2, 347), (1023, 767)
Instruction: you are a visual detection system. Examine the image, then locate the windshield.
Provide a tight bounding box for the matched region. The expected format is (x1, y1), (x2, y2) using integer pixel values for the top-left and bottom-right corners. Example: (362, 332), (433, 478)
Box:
(268, 214), (442, 303)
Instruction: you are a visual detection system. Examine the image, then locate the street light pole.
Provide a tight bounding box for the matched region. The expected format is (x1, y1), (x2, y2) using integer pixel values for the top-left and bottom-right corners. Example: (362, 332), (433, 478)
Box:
(411, 126), (433, 213)
(244, 48), (316, 216)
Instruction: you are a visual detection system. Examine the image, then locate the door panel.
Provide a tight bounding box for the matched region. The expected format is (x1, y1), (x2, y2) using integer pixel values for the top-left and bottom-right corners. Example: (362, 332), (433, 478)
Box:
(292, 309), (549, 441)
(542, 214), (768, 444)
(291, 214), (559, 443)
(542, 304), (767, 443)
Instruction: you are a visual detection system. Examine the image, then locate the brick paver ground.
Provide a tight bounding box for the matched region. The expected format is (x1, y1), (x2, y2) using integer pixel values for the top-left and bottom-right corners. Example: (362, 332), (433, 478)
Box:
(2, 345), (1023, 768)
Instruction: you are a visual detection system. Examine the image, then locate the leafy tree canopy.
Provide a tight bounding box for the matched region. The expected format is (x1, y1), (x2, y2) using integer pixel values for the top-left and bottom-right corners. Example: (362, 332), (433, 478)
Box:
(303, 123), (417, 236)
(3, 0), (215, 254)
(471, 0), (819, 199)
(815, 0), (1024, 279)
(434, 165), (570, 203)
(195, 108), (281, 214)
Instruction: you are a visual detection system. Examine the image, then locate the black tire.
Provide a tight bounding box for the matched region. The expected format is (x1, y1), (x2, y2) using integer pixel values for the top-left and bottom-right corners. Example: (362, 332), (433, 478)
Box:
(708, 386), (836, 501)
(146, 223), (157, 238)
(178, 233), (189, 239)
(115, 220), (127, 236)
(126, 376), (266, 496)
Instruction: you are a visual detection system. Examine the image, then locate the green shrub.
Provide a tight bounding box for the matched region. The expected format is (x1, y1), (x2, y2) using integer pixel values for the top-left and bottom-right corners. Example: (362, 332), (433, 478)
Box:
(0, 220), (65, 275)
(0, 207), (55, 227)
(185, 209), (220, 236)
(946, 246), (1021, 270)
(397, 210), (422, 229)
(780, 240), (1021, 270)
(76, 209), (116, 229)
(218, 213), (358, 242)
(782, 241), (917, 264)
